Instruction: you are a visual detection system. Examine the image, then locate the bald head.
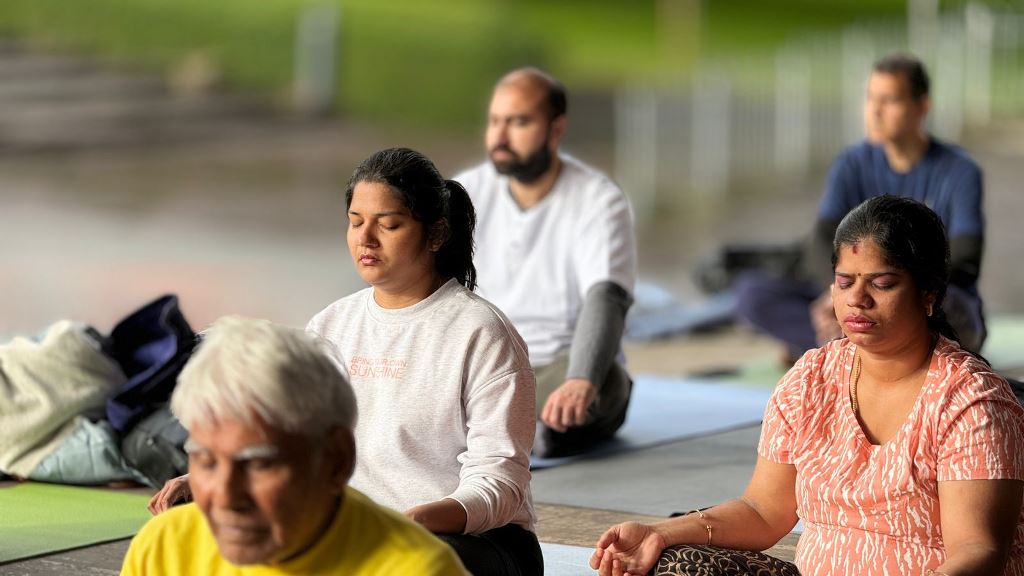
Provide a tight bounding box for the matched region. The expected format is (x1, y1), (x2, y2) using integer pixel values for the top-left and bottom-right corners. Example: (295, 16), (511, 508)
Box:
(495, 67), (567, 120)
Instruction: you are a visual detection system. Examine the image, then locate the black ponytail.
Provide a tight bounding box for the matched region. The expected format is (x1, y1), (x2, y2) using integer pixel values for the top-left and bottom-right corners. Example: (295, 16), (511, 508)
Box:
(927, 306), (960, 346)
(439, 179), (477, 291)
(346, 147), (477, 290)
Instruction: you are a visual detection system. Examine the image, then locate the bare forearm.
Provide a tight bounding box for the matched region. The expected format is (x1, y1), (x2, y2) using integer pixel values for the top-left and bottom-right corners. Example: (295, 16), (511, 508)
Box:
(651, 498), (795, 552)
(936, 479), (1022, 576)
(405, 498), (469, 534)
(934, 542), (1010, 576)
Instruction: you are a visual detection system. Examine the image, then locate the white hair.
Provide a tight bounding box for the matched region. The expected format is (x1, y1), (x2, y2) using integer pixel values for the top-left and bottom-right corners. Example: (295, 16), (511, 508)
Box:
(171, 315), (356, 436)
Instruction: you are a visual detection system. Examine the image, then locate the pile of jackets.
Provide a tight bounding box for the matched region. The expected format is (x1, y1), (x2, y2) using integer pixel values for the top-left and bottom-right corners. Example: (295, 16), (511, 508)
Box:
(0, 295), (195, 487)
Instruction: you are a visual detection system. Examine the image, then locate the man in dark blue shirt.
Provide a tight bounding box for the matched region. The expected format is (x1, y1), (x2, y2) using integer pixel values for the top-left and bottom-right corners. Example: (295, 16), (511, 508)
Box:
(736, 54), (986, 358)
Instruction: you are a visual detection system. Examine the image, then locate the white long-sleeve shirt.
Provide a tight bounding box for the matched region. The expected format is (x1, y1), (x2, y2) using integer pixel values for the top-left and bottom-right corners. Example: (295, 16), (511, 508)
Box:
(306, 279), (536, 533)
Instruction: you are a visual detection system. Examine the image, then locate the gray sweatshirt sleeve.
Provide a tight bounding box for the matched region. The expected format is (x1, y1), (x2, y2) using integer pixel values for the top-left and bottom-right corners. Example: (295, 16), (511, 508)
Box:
(448, 364), (536, 534)
(446, 310), (536, 534)
(565, 281), (633, 385)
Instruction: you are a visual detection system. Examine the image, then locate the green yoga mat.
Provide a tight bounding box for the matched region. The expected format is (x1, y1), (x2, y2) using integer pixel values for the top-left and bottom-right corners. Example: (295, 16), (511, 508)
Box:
(0, 482), (152, 564)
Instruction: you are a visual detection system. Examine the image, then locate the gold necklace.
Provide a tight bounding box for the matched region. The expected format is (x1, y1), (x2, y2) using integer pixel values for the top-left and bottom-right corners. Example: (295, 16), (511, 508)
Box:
(850, 351), (862, 414)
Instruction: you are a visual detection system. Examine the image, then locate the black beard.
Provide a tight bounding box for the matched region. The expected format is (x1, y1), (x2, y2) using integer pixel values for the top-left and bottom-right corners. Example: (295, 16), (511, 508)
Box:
(491, 145), (553, 184)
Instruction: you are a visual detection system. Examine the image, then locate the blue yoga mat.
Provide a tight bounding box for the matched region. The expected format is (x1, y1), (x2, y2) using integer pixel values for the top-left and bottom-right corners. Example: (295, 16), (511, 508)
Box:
(982, 315), (1024, 371)
(542, 542), (595, 575)
(531, 375), (772, 469)
(625, 284), (736, 341)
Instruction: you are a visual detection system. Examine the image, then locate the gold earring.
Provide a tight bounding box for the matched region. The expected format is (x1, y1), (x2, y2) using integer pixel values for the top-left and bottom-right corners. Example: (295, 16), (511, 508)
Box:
(927, 303), (934, 317)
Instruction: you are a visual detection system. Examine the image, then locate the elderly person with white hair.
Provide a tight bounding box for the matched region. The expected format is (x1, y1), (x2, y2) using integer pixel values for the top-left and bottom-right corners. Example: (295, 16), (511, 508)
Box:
(121, 316), (468, 576)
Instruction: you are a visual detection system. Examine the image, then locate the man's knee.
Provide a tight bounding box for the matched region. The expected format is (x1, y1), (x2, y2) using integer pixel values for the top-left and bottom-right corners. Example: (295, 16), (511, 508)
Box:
(734, 271), (779, 327)
(533, 362), (631, 458)
(942, 285), (987, 354)
(594, 361), (631, 422)
(532, 356), (570, 418)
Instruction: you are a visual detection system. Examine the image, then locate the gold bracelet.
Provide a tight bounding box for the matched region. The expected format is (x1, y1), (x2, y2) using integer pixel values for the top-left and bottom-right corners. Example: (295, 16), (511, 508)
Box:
(690, 509), (713, 546)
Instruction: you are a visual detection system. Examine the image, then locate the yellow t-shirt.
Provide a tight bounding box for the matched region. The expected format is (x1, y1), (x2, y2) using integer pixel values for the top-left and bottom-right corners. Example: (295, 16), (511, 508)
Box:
(120, 487), (468, 576)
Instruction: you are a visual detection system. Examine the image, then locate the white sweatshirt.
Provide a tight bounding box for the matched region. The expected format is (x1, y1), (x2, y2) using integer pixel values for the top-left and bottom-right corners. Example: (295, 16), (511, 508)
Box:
(306, 280), (536, 533)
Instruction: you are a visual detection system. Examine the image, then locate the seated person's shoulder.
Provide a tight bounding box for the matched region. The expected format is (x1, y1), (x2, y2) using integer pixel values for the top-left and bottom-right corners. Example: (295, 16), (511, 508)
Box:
(832, 140), (878, 169)
(345, 489), (468, 575)
(459, 290), (527, 334)
(134, 501), (205, 542)
(307, 290), (371, 333)
(777, 339), (851, 401)
(453, 161), (491, 182)
(122, 504), (212, 572)
(451, 287), (515, 328)
(796, 339), (847, 376)
(933, 339), (1012, 398)
(453, 163), (493, 202)
(127, 493), (467, 576)
(562, 156), (627, 200)
(932, 139), (982, 176)
(445, 289), (530, 368)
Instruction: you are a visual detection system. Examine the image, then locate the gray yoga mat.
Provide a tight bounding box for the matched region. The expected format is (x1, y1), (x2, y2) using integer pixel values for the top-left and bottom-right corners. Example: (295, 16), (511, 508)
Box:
(531, 375), (771, 469)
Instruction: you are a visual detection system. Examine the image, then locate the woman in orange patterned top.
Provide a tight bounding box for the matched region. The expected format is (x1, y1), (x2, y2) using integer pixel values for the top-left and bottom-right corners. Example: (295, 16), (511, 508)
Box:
(591, 195), (1024, 576)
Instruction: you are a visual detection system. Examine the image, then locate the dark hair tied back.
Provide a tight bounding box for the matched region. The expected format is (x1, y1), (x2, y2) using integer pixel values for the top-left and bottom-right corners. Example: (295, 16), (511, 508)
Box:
(832, 195), (959, 344)
(439, 179), (477, 290)
(345, 147), (477, 290)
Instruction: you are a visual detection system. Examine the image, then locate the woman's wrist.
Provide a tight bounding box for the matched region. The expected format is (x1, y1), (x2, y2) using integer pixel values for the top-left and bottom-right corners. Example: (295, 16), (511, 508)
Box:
(652, 510), (712, 548)
(646, 522), (671, 550)
(689, 509), (713, 546)
(404, 498), (468, 534)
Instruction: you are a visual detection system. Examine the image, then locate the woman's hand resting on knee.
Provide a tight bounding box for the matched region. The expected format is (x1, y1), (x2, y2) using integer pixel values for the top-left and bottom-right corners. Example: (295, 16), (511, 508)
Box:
(590, 521), (666, 576)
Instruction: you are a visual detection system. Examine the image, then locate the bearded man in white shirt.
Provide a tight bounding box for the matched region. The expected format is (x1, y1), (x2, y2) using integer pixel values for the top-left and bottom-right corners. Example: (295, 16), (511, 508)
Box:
(456, 68), (638, 458)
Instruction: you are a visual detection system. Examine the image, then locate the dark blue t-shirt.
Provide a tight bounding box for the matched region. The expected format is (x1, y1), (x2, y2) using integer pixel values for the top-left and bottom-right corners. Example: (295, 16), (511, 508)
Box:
(820, 138), (984, 239)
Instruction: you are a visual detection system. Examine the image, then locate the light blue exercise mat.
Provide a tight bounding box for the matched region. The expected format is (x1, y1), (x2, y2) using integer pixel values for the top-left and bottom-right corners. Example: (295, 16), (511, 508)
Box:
(542, 542), (596, 575)
(0, 482), (151, 564)
(531, 375), (771, 469)
(982, 315), (1024, 371)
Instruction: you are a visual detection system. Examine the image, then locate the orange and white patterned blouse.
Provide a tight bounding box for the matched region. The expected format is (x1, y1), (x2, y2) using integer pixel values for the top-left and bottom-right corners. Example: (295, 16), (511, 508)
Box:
(759, 336), (1024, 575)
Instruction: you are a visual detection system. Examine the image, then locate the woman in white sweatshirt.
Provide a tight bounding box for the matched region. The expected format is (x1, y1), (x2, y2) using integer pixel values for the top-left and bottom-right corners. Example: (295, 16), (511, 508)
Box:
(151, 148), (541, 576)
(306, 147), (540, 575)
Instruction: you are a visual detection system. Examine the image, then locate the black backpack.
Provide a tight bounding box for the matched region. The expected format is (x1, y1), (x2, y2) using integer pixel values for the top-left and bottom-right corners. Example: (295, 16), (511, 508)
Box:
(120, 405), (189, 487)
(105, 295), (197, 434)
